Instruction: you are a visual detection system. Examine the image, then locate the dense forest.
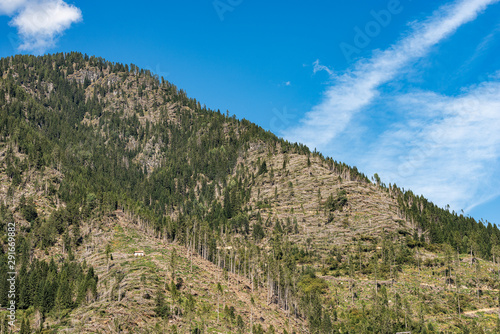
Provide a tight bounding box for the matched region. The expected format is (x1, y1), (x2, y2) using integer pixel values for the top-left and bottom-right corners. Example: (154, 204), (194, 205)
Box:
(0, 52), (499, 333)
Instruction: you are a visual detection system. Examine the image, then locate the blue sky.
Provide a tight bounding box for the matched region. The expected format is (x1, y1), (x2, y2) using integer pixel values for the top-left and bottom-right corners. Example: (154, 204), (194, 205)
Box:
(1, 0), (499, 226)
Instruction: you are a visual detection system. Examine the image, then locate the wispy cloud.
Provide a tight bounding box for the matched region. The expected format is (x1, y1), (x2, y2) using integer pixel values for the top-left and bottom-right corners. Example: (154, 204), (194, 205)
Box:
(366, 80), (500, 211)
(454, 24), (500, 77)
(313, 59), (334, 76)
(283, 0), (500, 151)
(1, 0), (82, 53)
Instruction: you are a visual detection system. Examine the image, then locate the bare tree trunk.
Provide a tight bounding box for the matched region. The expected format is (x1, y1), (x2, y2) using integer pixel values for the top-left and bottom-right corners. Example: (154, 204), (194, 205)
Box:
(250, 301), (253, 334)
(471, 246), (473, 267)
(476, 263), (480, 301)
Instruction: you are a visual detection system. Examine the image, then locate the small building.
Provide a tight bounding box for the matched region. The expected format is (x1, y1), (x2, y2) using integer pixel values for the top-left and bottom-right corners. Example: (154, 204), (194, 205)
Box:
(134, 250), (145, 257)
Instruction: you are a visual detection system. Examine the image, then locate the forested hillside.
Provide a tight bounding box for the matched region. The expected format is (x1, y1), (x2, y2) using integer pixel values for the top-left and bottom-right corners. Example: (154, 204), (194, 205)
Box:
(1, 52), (499, 333)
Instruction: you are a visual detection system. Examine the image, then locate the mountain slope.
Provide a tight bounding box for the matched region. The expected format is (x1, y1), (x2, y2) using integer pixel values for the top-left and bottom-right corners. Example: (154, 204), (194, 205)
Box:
(0, 52), (499, 333)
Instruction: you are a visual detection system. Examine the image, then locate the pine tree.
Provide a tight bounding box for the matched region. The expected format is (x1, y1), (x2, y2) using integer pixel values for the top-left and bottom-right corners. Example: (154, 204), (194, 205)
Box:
(154, 287), (169, 319)
(19, 317), (30, 334)
(55, 269), (72, 312)
(216, 282), (223, 324)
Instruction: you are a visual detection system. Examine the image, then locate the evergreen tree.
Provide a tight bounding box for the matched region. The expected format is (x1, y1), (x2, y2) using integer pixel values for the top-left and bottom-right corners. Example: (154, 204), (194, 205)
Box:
(154, 287), (169, 319)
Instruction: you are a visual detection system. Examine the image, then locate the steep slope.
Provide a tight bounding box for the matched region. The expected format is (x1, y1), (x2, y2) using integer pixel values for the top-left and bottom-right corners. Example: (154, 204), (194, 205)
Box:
(0, 52), (499, 333)
(240, 144), (412, 252)
(63, 210), (308, 333)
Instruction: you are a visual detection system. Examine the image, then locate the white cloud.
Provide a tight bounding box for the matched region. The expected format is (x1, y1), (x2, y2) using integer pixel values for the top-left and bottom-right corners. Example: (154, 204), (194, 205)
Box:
(1, 0), (82, 53)
(283, 0), (500, 151)
(312, 59), (334, 76)
(0, 0), (27, 15)
(365, 81), (500, 212)
(455, 24), (500, 76)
